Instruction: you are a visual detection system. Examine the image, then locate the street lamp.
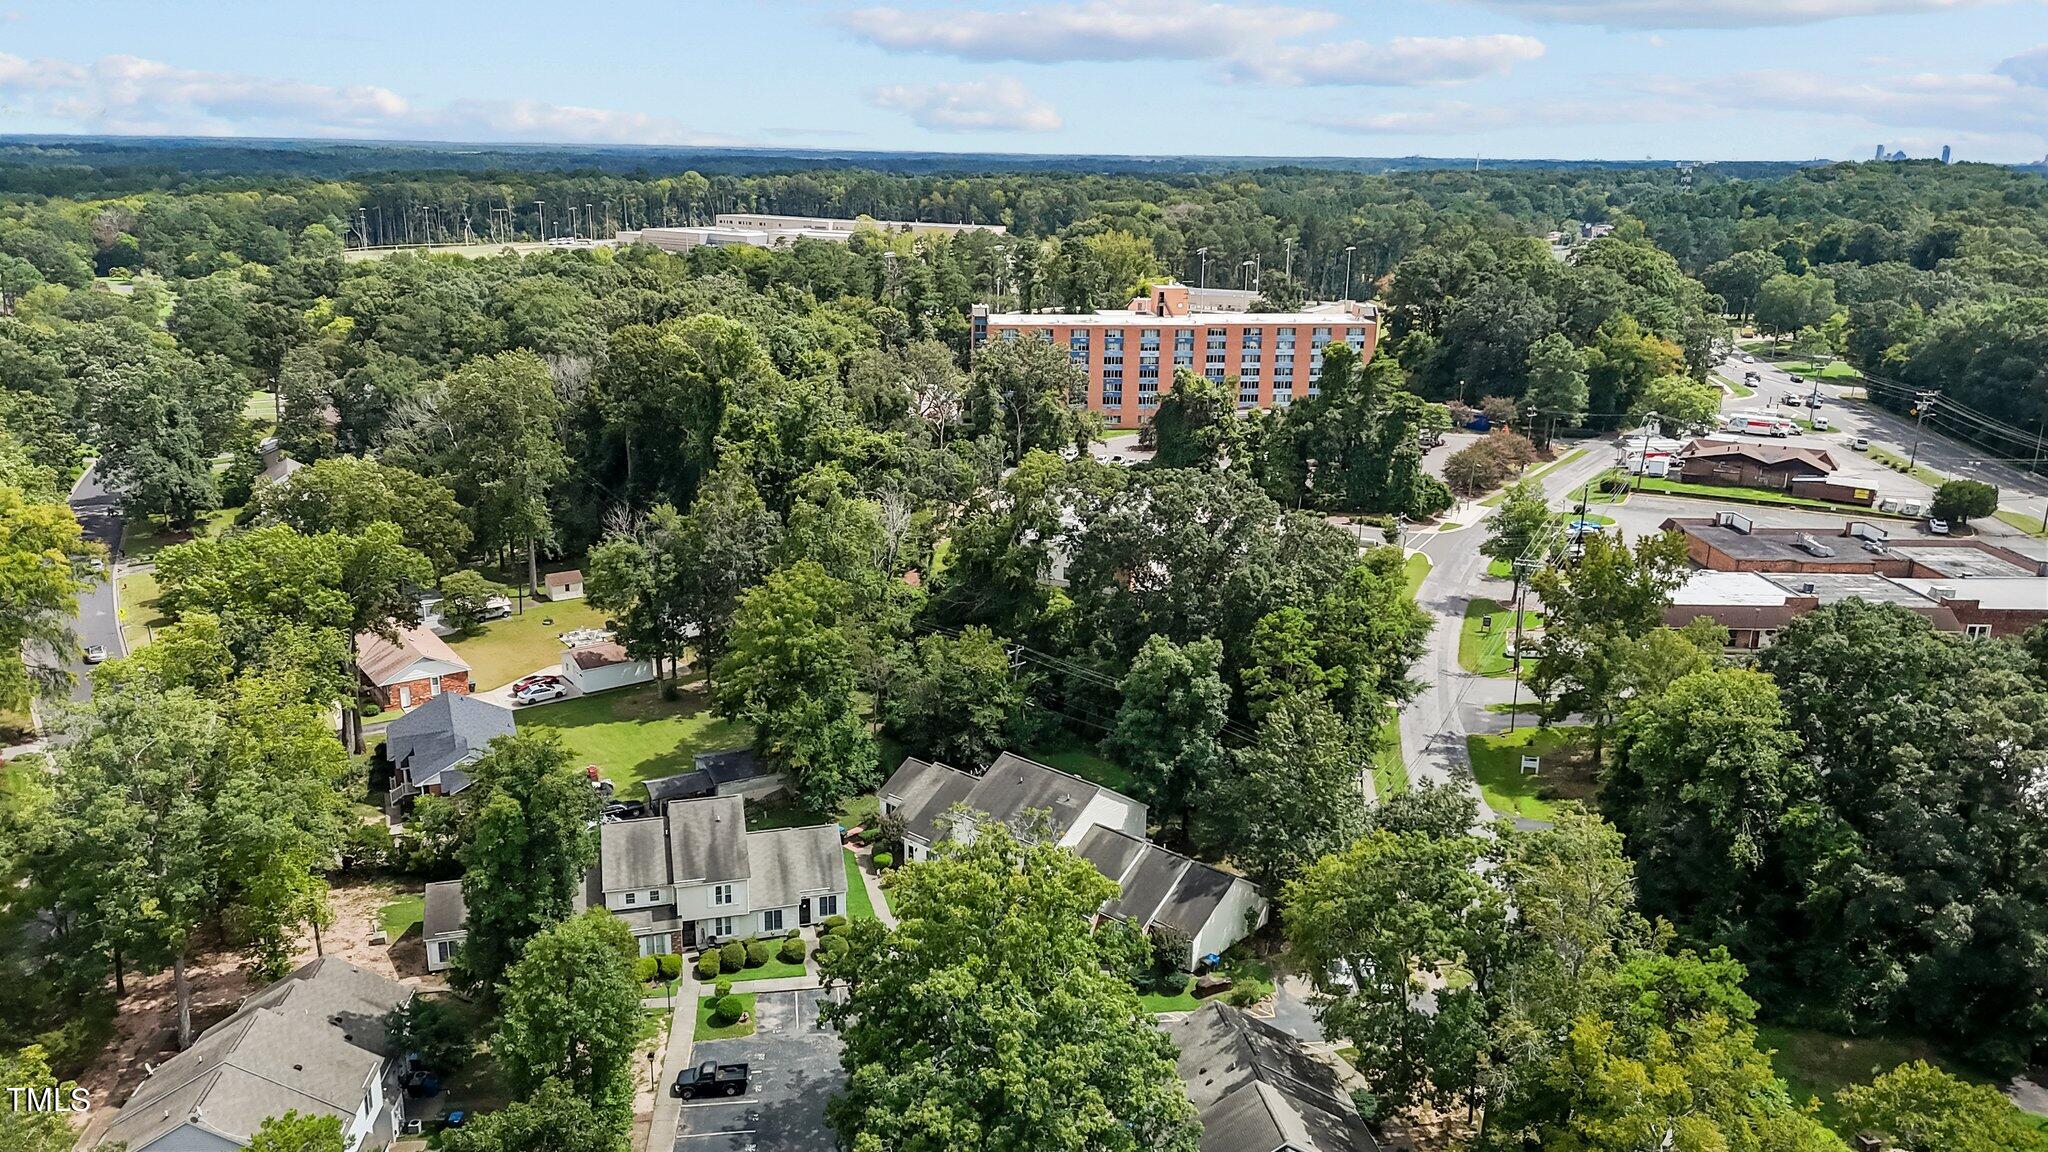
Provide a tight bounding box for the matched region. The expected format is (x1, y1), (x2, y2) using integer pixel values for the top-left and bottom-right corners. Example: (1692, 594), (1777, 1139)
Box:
(1343, 245), (1357, 301)
(1283, 236), (1293, 281)
(1196, 246), (1208, 288)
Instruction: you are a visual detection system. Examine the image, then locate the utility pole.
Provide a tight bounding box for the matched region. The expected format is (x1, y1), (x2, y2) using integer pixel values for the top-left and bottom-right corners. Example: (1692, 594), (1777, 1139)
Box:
(1283, 236), (1293, 281)
(534, 200), (546, 242)
(1507, 556), (1539, 733)
(1343, 245), (1356, 301)
(1907, 390), (1940, 469)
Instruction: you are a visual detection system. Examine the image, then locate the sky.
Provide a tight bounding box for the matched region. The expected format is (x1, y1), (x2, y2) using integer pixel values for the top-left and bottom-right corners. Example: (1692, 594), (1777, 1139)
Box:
(1, 0), (2045, 163)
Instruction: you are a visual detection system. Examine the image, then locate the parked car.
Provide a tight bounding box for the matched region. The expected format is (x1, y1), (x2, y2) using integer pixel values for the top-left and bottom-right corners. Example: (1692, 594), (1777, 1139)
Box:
(81, 644), (107, 664)
(479, 596), (513, 621)
(511, 672), (563, 694)
(87, 557), (105, 574)
(1805, 394), (1824, 408)
(1928, 518), (1951, 535)
(1743, 371), (1761, 384)
(1850, 436), (1870, 451)
(513, 680), (567, 705)
(672, 1060), (749, 1100)
(1789, 374), (1805, 383)
(1812, 415), (1829, 431)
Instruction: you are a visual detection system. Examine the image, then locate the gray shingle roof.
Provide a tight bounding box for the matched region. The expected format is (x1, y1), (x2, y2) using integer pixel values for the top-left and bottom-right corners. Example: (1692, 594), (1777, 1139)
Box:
(385, 692), (514, 793)
(745, 824), (845, 909)
(666, 796), (749, 883)
(1079, 825), (1243, 942)
(100, 959), (410, 1152)
(880, 752), (1136, 845)
(1166, 1002), (1378, 1152)
(423, 879), (468, 940)
(600, 815), (674, 891)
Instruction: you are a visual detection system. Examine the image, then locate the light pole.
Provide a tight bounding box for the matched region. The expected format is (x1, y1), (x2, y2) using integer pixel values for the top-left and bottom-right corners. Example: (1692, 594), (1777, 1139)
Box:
(1196, 247), (1208, 288)
(533, 200), (546, 242)
(1283, 236), (1293, 282)
(1343, 245), (1356, 301)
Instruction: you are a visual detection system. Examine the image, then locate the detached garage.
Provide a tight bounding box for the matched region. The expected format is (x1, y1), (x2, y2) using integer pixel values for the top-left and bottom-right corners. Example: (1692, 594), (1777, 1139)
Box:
(560, 641), (655, 694)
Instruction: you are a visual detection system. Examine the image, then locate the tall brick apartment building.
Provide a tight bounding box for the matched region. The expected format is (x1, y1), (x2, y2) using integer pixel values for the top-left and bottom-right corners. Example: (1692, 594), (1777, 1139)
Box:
(972, 282), (1378, 429)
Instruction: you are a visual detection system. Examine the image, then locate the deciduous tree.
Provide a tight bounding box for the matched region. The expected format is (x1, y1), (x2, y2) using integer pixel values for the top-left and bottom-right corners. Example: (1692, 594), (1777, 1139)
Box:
(454, 732), (600, 993)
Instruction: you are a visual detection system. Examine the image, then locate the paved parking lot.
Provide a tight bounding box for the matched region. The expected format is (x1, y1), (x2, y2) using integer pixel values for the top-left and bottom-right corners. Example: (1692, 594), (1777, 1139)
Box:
(674, 989), (845, 1152)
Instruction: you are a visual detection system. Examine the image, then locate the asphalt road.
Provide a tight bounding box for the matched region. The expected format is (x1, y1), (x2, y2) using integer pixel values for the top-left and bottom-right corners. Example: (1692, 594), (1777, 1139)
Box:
(61, 463), (125, 704)
(675, 990), (844, 1152)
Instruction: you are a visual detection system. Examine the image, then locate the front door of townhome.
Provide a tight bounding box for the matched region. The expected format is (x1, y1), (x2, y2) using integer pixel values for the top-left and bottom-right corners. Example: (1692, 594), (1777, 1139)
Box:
(798, 897), (812, 926)
(398, 685), (412, 708)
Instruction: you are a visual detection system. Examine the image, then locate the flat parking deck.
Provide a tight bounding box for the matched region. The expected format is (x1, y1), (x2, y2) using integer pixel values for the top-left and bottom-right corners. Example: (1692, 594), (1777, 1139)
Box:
(674, 989), (845, 1152)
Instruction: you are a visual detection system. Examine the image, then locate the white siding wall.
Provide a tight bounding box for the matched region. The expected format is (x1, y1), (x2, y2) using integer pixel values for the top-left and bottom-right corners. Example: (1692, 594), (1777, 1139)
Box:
(1188, 880), (1268, 968)
(1062, 790), (1148, 847)
(603, 886), (671, 912)
(673, 878), (749, 922)
(425, 933), (464, 973)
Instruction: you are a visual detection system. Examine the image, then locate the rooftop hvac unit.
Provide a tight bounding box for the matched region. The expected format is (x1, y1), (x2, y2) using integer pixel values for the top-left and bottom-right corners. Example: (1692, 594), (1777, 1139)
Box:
(1796, 534), (1836, 557)
(1715, 510), (1754, 534)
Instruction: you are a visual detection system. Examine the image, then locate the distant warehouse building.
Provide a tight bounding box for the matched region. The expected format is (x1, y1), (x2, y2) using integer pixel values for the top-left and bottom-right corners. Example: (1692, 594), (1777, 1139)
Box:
(972, 281), (1379, 429)
(621, 212), (1004, 254)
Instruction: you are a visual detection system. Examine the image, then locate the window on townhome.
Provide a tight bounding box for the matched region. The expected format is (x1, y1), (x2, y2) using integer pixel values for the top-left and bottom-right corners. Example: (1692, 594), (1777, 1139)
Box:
(624, 891), (636, 905)
(815, 894), (840, 919)
(761, 908), (785, 933)
(648, 890), (661, 903)
(1967, 624), (1992, 639)
(638, 935), (664, 957)
(711, 916), (735, 938)
(711, 883), (735, 906)
(434, 941), (457, 965)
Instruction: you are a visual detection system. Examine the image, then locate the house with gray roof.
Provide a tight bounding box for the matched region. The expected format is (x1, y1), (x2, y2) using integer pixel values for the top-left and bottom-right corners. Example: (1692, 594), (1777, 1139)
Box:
(426, 797), (845, 963)
(1076, 826), (1266, 970)
(422, 880), (469, 974)
(381, 691), (514, 806)
(98, 958), (412, 1152)
(1166, 1002), (1379, 1152)
(642, 748), (780, 810)
(880, 752), (1264, 967)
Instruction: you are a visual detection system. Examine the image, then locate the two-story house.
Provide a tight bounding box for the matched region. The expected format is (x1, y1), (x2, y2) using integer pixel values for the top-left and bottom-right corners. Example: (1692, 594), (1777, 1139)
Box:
(98, 958), (412, 1152)
(422, 796), (846, 971)
(878, 752), (1267, 970)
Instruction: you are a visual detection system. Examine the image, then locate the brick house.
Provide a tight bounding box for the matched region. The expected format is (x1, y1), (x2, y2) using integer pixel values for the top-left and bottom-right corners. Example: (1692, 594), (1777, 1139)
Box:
(1676, 440), (1838, 490)
(357, 623), (473, 711)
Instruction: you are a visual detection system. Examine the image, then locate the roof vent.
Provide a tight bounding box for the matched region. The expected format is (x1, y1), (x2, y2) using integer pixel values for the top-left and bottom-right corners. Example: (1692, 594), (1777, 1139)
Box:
(1800, 582), (1816, 594)
(1796, 534), (1835, 557)
(292, 1064), (303, 1072)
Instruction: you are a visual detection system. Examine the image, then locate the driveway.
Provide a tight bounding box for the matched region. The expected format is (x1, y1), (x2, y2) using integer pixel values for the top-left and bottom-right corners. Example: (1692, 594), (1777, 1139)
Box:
(56, 463), (126, 705)
(474, 668), (584, 709)
(674, 990), (845, 1152)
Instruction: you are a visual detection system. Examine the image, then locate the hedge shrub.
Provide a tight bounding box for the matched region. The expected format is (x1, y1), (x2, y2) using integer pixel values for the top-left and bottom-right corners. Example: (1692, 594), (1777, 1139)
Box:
(815, 934), (851, 963)
(1155, 970), (1192, 996)
(715, 978), (733, 1001)
(744, 940), (771, 968)
(710, 995), (745, 1026)
(633, 956), (660, 983)
(821, 915), (849, 935)
(719, 940), (746, 970)
(777, 937), (807, 965)
(873, 852), (893, 870)
(656, 953), (682, 980)
(695, 953), (720, 981)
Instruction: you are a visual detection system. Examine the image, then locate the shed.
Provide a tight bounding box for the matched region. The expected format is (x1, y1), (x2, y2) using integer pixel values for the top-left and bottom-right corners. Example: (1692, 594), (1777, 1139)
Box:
(544, 569), (585, 600)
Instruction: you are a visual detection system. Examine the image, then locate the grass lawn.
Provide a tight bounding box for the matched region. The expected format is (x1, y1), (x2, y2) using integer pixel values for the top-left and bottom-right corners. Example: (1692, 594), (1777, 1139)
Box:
(1028, 736), (1139, 796)
(1139, 988), (1202, 1014)
(1993, 508), (2048, 538)
(1773, 360), (1864, 380)
(1758, 1026), (2048, 1135)
(378, 894), (423, 940)
(119, 506), (240, 562)
(1403, 552), (1431, 597)
(1477, 447), (1589, 507)
(444, 598), (611, 690)
(1715, 372), (1755, 398)
(241, 388), (277, 427)
(1866, 445), (1948, 488)
(1486, 557), (1513, 579)
(518, 683), (751, 801)
(844, 850), (880, 920)
(693, 992), (757, 1041)
(712, 953), (811, 985)
(1459, 598), (1541, 678)
(1467, 725), (1599, 822)
(117, 568), (167, 650)
(1372, 716), (1407, 798)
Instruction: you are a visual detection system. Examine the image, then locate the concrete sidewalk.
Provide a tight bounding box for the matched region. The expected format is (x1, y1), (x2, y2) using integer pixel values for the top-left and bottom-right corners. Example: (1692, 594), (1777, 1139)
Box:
(851, 846), (898, 928)
(639, 967), (699, 1152)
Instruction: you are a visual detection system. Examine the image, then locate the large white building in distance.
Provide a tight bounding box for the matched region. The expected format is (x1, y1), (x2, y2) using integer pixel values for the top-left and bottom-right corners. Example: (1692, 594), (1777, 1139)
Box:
(619, 213), (1004, 254)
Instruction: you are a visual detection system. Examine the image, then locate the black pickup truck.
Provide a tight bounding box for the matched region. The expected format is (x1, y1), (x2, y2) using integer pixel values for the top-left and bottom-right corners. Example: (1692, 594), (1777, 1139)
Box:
(672, 1059), (749, 1099)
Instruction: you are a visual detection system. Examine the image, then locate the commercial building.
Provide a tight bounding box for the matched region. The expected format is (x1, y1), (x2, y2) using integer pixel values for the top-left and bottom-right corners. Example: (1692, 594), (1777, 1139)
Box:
(621, 212), (1003, 254)
(972, 282), (1379, 429)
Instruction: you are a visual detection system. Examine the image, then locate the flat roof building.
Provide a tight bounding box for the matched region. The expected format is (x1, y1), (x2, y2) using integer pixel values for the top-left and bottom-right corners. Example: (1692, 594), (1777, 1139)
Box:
(622, 212), (1004, 255)
(973, 281), (1379, 429)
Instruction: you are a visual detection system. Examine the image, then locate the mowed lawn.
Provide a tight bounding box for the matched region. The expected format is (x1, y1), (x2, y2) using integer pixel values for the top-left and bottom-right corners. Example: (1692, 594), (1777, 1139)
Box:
(517, 683), (750, 800)
(1459, 598), (1541, 677)
(117, 568), (168, 650)
(1758, 1026), (2048, 1136)
(444, 596), (610, 689)
(1466, 725), (1598, 822)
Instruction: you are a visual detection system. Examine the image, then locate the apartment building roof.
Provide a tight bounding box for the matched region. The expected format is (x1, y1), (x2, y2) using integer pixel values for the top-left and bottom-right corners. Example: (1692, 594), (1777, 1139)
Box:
(1076, 825), (1243, 940)
(601, 815), (675, 891)
(666, 796), (750, 884)
(980, 302), (1376, 328)
(1895, 577), (2048, 610)
(744, 824), (843, 909)
(881, 752), (1141, 846)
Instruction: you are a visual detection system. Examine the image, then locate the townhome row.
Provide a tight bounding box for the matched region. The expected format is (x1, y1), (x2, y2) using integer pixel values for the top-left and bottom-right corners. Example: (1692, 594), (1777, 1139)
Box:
(422, 795), (846, 971)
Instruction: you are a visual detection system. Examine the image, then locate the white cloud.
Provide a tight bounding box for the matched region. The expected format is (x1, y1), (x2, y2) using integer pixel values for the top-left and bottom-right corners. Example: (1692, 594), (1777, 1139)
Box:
(1995, 44), (2048, 86)
(839, 0), (1337, 62)
(1232, 34), (1545, 86)
(839, 0), (1545, 88)
(0, 52), (738, 145)
(1312, 103), (1530, 135)
(1639, 67), (2048, 132)
(1456, 0), (2009, 28)
(868, 78), (1064, 132)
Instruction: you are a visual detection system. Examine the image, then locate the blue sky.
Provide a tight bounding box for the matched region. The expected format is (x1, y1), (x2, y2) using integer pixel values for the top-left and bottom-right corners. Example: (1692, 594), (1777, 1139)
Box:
(2, 0), (2045, 162)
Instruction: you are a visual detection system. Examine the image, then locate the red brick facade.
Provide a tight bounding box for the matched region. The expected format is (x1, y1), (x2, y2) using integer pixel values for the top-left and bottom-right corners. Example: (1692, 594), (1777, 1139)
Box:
(365, 671), (471, 711)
